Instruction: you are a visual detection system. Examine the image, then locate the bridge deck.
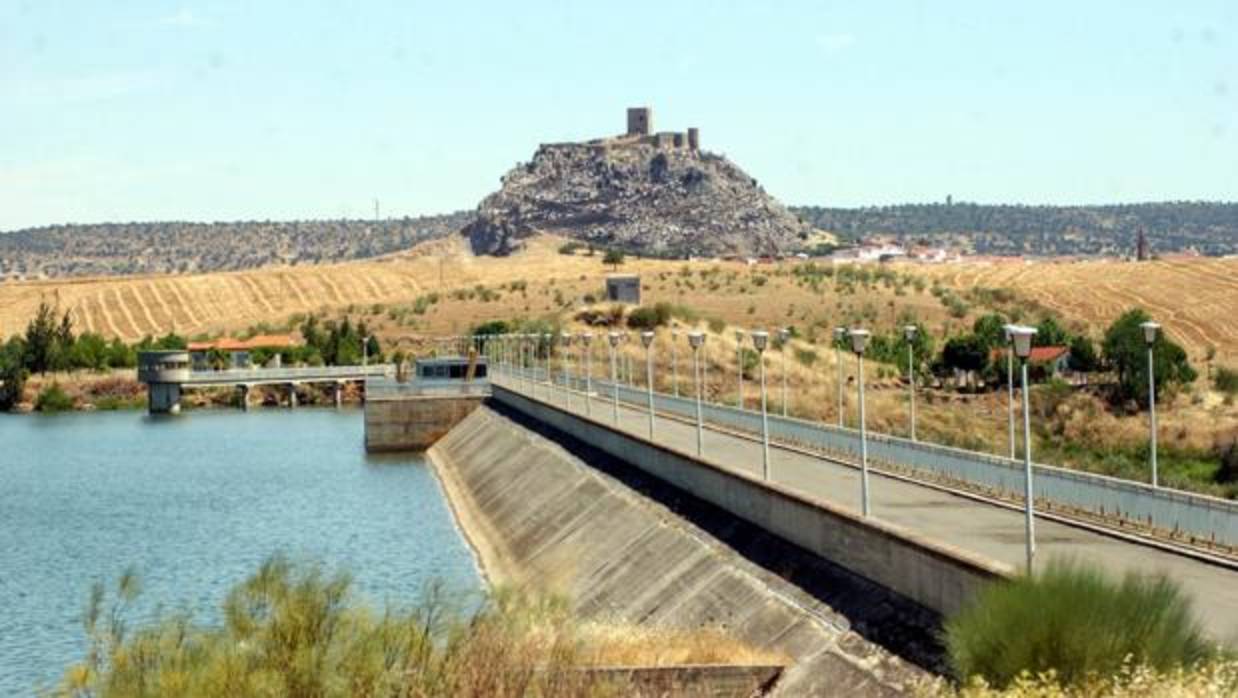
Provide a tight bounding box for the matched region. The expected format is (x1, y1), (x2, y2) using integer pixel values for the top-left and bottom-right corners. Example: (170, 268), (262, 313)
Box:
(179, 365), (392, 387)
(494, 374), (1238, 640)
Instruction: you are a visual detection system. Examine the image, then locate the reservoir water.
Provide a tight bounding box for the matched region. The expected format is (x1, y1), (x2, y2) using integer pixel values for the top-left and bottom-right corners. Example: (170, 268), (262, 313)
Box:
(0, 408), (482, 695)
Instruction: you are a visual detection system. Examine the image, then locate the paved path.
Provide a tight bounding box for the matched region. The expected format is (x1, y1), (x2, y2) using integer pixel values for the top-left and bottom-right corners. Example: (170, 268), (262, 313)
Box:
(497, 375), (1238, 641)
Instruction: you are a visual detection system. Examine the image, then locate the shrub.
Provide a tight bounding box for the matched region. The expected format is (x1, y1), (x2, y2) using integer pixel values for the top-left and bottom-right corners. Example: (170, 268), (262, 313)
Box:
(945, 559), (1214, 688)
(707, 317), (726, 334)
(59, 557), (775, 697)
(626, 303), (673, 330)
(557, 241), (583, 255)
(1216, 365), (1238, 396)
(35, 383), (74, 412)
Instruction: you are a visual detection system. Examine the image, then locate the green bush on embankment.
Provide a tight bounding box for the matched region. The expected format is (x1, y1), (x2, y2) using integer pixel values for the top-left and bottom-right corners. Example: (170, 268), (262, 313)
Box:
(943, 559), (1217, 689)
(35, 383), (74, 412)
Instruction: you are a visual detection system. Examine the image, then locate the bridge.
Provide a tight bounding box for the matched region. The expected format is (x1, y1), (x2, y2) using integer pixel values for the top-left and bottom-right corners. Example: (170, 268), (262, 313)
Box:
(137, 350), (391, 413)
(484, 357), (1238, 640)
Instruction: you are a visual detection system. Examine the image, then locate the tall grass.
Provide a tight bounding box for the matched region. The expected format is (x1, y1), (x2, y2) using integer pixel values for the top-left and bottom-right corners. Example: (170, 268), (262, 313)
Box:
(944, 559), (1217, 689)
(56, 556), (774, 698)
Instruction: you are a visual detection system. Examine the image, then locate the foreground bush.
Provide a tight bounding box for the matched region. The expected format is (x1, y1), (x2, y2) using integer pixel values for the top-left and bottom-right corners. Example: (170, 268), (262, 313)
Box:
(35, 383), (74, 412)
(916, 658), (1238, 697)
(57, 556), (772, 697)
(944, 559), (1216, 689)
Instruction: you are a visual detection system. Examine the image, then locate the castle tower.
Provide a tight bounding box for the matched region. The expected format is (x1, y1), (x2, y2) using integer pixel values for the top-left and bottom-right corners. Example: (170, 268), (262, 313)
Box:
(687, 127), (700, 150)
(626, 107), (652, 136)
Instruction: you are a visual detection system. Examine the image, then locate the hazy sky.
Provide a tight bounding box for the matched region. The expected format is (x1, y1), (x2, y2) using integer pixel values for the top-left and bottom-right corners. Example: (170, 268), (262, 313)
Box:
(1, 1), (1234, 230)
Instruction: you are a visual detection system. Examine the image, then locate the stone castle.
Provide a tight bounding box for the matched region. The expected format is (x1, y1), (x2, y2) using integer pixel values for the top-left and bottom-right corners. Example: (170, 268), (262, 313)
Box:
(541, 106), (701, 152)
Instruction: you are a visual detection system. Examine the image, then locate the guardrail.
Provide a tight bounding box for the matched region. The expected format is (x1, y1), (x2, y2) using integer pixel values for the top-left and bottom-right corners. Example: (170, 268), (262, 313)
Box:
(499, 365), (1238, 549)
(367, 377), (491, 399)
(182, 364), (394, 385)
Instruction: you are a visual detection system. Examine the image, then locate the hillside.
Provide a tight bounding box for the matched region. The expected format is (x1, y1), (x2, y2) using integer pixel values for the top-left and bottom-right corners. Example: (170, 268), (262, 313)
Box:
(0, 213), (471, 280)
(793, 202), (1238, 256)
(463, 139), (813, 257)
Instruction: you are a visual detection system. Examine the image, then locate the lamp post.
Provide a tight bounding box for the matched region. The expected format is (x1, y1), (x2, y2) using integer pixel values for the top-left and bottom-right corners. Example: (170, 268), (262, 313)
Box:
(581, 332), (594, 416)
(904, 325), (918, 441)
(543, 333), (553, 400)
(777, 327), (790, 417)
(671, 327), (681, 398)
(734, 329), (746, 409)
(850, 329), (872, 516)
(1141, 321), (1161, 488)
(1004, 325), (1016, 460)
(561, 334), (573, 404)
(689, 331), (706, 457)
(641, 331), (656, 439)
(752, 330), (771, 480)
(608, 332), (621, 425)
(834, 327), (847, 427)
(623, 332), (633, 387)
(1008, 324), (1038, 572)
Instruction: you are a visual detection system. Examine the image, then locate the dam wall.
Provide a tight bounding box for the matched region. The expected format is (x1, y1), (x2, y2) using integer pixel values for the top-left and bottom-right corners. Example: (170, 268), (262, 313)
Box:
(489, 384), (1011, 618)
(364, 394), (484, 452)
(428, 406), (928, 696)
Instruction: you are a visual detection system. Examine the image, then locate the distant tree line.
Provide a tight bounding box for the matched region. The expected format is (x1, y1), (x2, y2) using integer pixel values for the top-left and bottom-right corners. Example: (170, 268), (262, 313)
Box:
(791, 202), (1238, 256)
(0, 213), (472, 279)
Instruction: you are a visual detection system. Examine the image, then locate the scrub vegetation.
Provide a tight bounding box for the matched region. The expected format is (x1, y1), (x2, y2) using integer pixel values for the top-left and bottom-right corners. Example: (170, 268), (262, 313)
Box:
(55, 556), (778, 698)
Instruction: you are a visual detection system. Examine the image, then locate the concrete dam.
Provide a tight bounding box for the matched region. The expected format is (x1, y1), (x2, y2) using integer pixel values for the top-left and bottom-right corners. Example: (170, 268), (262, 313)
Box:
(366, 358), (1238, 696)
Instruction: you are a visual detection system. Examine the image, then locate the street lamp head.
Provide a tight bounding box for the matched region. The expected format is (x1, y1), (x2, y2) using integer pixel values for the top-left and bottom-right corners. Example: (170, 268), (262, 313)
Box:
(581, 332), (593, 346)
(903, 325), (918, 341)
(751, 330), (769, 352)
(1140, 321), (1161, 346)
(734, 329), (746, 342)
(688, 331), (705, 349)
(833, 326), (847, 341)
(607, 331), (621, 347)
(1008, 325), (1037, 359)
(640, 330), (655, 348)
(777, 327), (790, 344)
(849, 328), (870, 355)
(1002, 324), (1014, 344)
(671, 328), (680, 339)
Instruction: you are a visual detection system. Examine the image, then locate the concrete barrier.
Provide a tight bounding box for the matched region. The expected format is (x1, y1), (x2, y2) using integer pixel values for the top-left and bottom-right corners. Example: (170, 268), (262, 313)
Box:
(491, 384), (1012, 618)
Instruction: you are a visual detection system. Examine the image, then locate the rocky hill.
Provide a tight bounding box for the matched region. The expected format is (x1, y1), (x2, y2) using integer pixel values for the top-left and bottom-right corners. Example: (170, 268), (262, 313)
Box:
(463, 140), (813, 257)
(0, 214), (470, 279)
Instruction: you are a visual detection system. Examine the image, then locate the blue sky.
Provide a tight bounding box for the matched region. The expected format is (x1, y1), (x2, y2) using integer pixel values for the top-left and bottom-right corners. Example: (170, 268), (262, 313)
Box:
(1, 1), (1233, 230)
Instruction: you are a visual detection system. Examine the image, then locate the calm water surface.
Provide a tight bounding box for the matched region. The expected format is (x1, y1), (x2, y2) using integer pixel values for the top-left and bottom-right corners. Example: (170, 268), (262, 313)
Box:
(0, 408), (481, 694)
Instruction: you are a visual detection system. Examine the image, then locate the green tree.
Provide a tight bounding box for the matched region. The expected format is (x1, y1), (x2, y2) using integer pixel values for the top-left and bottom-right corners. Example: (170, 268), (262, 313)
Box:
(1067, 335), (1100, 373)
(1034, 316), (1070, 347)
(0, 338), (28, 410)
(23, 302), (64, 374)
(603, 249), (625, 270)
(942, 334), (990, 386)
(971, 313), (1009, 351)
(1102, 309), (1196, 408)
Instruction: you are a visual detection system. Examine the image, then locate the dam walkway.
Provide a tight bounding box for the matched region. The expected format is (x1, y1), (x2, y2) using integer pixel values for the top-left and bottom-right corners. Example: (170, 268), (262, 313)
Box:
(491, 370), (1238, 641)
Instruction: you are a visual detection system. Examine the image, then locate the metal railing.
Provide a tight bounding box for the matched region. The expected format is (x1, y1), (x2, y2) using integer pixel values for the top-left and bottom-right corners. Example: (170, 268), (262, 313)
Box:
(367, 377), (491, 399)
(182, 364), (394, 385)
(498, 363), (1238, 549)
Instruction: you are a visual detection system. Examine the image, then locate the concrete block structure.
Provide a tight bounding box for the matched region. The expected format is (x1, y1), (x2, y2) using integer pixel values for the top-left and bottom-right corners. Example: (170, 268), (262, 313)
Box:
(605, 274), (641, 304)
(626, 107), (652, 136)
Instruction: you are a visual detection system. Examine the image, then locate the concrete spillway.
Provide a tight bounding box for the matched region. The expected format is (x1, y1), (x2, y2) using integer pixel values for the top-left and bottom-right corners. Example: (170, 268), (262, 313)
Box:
(428, 405), (932, 696)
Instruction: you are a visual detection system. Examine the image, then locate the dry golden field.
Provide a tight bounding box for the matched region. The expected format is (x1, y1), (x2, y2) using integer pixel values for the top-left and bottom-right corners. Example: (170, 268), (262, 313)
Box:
(2, 234), (1235, 368)
(914, 256), (1238, 365)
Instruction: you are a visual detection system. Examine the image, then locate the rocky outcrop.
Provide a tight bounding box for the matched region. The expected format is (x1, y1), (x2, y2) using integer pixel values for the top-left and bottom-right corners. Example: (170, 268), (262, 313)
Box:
(463, 140), (813, 257)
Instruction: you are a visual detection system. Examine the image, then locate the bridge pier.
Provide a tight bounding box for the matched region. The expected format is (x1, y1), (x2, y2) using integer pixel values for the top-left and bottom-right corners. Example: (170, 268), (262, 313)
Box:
(148, 382), (182, 415)
(237, 384), (250, 411)
(332, 382), (343, 408)
(288, 383), (299, 409)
